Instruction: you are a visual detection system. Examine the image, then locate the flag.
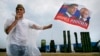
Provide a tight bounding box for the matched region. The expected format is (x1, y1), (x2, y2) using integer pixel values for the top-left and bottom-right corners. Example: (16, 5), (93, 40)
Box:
(54, 4), (90, 29)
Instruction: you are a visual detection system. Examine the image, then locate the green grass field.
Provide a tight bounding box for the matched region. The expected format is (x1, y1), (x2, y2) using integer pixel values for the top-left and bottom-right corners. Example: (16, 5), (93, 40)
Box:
(0, 52), (100, 56)
(0, 52), (6, 56)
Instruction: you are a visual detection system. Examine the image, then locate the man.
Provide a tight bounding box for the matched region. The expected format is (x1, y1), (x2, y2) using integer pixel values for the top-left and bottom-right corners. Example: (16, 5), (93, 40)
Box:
(4, 4), (52, 56)
(80, 8), (90, 23)
(64, 4), (79, 19)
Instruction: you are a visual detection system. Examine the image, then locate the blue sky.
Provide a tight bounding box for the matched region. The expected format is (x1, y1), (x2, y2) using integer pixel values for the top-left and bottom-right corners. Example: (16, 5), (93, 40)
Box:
(0, 0), (100, 48)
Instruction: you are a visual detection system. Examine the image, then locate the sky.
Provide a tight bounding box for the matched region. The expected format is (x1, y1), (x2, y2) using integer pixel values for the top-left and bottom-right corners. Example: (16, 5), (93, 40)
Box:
(0, 0), (100, 49)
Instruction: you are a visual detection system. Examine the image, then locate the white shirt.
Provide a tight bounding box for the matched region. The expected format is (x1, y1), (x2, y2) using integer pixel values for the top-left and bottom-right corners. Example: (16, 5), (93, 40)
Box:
(79, 16), (87, 22)
(65, 12), (72, 18)
(4, 17), (43, 46)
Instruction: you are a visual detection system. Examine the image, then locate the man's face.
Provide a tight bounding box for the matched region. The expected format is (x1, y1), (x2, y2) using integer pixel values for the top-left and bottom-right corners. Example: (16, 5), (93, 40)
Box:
(68, 6), (78, 15)
(81, 10), (89, 18)
(16, 7), (25, 18)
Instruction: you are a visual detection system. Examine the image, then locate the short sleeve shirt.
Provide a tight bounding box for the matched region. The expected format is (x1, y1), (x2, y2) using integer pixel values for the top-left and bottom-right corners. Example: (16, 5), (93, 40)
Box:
(4, 18), (43, 46)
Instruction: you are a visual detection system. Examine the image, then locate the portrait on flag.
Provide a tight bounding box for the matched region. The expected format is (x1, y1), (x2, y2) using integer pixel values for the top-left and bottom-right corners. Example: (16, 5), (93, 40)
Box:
(55, 3), (91, 29)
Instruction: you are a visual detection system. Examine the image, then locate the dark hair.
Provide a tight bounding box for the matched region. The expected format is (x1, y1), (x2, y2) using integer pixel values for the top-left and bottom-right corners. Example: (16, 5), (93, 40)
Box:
(68, 4), (78, 7)
(16, 4), (25, 11)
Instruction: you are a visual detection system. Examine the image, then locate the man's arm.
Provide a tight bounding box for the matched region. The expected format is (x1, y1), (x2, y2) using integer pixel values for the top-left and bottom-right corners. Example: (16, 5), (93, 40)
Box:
(31, 24), (52, 30)
(5, 14), (20, 34)
(43, 24), (52, 30)
(5, 20), (18, 34)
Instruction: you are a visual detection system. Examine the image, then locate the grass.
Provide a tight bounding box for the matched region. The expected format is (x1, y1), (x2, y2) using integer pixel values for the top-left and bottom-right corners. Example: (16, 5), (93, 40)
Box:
(0, 52), (100, 56)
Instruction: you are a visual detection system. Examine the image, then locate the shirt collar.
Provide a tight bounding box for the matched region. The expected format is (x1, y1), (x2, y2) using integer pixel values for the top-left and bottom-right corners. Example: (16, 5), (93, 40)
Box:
(66, 12), (72, 17)
(80, 16), (87, 21)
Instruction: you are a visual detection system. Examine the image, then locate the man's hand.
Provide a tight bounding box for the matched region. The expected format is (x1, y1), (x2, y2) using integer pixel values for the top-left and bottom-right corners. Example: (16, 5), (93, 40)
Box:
(43, 24), (52, 30)
(15, 13), (22, 20)
(47, 24), (52, 28)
